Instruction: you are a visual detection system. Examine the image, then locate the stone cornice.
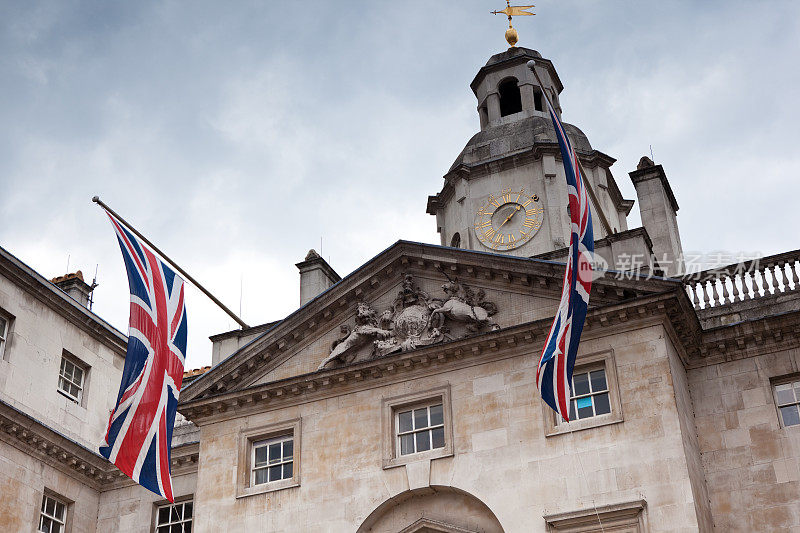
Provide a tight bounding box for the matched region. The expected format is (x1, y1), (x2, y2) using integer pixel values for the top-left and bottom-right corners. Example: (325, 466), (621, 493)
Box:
(0, 399), (109, 490)
(0, 399), (198, 491)
(665, 286), (800, 368)
(179, 278), (800, 424)
(444, 144), (560, 182)
(0, 246), (127, 355)
(582, 153), (635, 217)
(533, 227), (655, 262)
(427, 147), (631, 216)
(182, 241), (800, 417)
(102, 441), (199, 491)
(619, 198), (636, 216)
(688, 309), (800, 369)
(178, 290), (694, 425)
(581, 150), (617, 168)
(179, 241), (682, 405)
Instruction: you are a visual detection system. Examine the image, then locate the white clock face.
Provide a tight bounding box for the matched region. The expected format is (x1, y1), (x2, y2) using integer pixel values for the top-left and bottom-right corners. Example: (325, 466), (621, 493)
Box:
(473, 188), (544, 251)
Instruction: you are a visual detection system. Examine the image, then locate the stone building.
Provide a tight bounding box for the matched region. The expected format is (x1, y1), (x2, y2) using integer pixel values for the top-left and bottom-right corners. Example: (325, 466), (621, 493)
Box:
(2, 46), (800, 532)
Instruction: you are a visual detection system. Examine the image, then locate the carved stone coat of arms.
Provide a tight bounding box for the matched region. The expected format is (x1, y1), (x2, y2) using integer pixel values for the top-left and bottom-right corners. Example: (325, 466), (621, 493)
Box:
(318, 274), (498, 370)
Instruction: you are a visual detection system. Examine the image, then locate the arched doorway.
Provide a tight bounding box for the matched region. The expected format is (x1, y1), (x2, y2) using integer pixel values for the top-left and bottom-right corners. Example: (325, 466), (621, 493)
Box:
(357, 486), (504, 533)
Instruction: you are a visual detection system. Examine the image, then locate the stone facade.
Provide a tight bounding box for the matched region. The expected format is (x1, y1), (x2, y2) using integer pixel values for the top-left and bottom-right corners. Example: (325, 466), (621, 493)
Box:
(689, 349), (800, 530)
(187, 319), (711, 531)
(176, 239), (800, 532)
(0, 246), (200, 532)
(0, 439), (102, 533)
(0, 251), (126, 450)
(1, 45), (799, 533)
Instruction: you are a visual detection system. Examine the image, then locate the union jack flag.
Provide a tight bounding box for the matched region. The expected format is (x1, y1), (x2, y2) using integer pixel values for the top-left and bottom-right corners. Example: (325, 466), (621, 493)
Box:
(536, 96), (594, 422)
(99, 209), (187, 501)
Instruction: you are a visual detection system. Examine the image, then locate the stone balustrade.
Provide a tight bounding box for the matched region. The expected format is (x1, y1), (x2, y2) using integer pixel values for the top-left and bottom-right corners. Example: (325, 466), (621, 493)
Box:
(683, 250), (800, 309)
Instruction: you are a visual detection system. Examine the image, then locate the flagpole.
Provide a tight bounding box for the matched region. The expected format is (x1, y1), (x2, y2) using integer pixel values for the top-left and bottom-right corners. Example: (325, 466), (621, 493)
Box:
(526, 61), (608, 533)
(526, 60), (614, 237)
(92, 196), (250, 329)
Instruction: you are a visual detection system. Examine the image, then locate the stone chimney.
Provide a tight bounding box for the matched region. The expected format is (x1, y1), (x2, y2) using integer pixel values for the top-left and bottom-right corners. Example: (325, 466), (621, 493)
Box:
(629, 157), (684, 276)
(296, 250), (340, 307)
(51, 271), (95, 307)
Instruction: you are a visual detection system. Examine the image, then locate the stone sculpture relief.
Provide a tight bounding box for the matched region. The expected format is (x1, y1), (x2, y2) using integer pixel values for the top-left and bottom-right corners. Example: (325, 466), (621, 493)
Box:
(317, 274), (498, 370)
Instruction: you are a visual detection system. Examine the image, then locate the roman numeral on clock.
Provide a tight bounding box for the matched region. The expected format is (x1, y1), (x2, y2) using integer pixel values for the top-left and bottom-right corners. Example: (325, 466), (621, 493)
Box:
(475, 189), (544, 251)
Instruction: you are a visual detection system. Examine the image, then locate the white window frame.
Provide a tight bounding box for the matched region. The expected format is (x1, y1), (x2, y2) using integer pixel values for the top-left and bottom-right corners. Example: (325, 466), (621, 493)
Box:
(771, 374), (800, 429)
(236, 418), (301, 498)
(57, 354), (87, 405)
(544, 350), (624, 437)
(382, 385), (453, 469)
(251, 434), (294, 486)
(559, 365), (612, 424)
(154, 498), (193, 532)
(0, 310), (12, 360)
(395, 402), (446, 457)
(39, 493), (67, 533)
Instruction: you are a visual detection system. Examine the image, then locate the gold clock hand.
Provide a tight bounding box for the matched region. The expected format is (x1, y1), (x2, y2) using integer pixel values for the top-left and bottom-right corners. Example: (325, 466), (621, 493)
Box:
(499, 205), (522, 227)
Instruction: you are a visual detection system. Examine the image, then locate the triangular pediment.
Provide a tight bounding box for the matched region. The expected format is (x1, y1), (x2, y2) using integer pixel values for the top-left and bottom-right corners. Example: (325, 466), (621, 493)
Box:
(179, 241), (678, 403)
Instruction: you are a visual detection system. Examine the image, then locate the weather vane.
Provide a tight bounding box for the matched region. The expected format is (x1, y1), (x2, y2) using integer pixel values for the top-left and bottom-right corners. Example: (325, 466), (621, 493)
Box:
(491, 1), (534, 48)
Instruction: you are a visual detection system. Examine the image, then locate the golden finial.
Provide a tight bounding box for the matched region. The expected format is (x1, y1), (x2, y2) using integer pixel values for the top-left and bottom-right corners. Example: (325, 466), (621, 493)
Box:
(491, 1), (535, 48)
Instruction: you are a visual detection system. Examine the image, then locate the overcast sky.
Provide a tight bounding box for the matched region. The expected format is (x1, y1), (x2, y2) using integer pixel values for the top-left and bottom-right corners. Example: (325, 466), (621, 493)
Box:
(2, 1), (799, 370)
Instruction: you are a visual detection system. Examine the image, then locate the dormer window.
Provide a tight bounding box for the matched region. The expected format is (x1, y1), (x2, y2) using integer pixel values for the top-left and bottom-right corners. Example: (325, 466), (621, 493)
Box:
(498, 78), (522, 117)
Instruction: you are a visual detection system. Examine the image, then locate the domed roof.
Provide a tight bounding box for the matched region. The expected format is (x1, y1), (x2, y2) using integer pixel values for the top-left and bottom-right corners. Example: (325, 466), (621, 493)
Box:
(485, 46), (542, 67)
(470, 47), (562, 94)
(448, 115), (593, 172)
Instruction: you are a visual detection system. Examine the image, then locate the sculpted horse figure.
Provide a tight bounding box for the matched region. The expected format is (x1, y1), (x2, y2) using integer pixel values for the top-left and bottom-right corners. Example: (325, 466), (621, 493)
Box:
(428, 279), (498, 332)
(317, 302), (392, 370)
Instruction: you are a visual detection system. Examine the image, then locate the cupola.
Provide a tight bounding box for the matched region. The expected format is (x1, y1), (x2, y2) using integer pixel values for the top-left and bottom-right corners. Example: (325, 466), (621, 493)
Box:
(470, 47), (563, 130)
(427, 47), (636, 259)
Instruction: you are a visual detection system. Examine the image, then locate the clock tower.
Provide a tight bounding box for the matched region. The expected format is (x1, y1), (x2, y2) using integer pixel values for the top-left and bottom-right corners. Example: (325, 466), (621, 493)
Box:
(427, 47), (634, 257)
